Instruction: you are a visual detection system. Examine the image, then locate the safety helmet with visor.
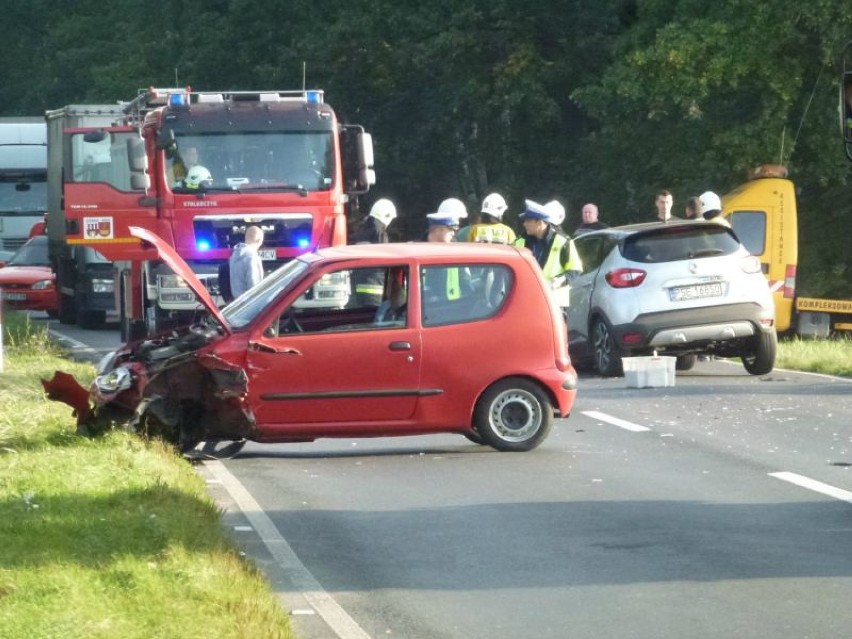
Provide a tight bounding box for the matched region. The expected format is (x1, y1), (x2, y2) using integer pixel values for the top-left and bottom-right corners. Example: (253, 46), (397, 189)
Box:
(184, 165), (213, 190)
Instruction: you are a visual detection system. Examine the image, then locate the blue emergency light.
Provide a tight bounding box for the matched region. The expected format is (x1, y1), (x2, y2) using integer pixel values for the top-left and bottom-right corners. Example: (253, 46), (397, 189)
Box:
(306, 90), (323, 105)
(168, 93), (189, 108)
(196, 238), (213, 252)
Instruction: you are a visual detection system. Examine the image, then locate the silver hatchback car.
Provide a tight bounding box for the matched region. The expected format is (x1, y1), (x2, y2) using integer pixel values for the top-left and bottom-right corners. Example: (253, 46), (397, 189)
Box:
(566, 221), (777, 376)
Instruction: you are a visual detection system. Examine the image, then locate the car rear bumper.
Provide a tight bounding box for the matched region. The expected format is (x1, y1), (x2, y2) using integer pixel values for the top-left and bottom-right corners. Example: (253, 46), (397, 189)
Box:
(613, 302), (774, 350)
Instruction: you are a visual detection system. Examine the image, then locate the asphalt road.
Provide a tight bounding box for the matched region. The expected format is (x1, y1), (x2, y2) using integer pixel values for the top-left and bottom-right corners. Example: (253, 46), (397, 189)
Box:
(42, 318), (852, 638)
(205, 363), (852, 639)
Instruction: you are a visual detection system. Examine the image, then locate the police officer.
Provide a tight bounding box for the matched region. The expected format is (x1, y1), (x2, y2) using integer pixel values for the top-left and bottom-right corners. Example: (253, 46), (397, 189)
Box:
(424, 198), (470, 301)
(426, 198), (467, 243)
(351, 199), (397, 306)
(514, 199), (583, 297)
(466, 193), (517, 244)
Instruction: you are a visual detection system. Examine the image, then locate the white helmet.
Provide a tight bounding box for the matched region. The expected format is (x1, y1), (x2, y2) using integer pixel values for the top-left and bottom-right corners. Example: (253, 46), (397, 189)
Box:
(369, 198), (397, 225)
(699, 191), (722, 213)
(435, 197), (468, 218)
(426, 198), (468, 227)
(481, 192), (508, 218)
(184, 165), (213, 190)
(544, 200), (566, 225)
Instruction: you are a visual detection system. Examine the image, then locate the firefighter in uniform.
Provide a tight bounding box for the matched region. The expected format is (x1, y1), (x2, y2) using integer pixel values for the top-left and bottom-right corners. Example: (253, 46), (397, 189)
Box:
(351, 198), (397, 306)
(467, 193), (517, 244)
(514, 199), (582, 306)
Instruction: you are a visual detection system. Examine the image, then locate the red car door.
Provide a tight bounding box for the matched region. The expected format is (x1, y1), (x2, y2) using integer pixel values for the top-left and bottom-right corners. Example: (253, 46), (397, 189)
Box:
(245, 326), (423, 427)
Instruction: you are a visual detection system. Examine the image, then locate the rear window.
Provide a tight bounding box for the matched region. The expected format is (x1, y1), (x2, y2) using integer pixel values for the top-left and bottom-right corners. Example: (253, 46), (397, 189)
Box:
(421, 263), (513, 327)
(621, 225), (740, 264)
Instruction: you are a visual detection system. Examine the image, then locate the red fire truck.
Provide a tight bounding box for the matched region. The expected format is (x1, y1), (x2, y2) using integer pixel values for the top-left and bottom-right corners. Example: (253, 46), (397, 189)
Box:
(46, 88), (375, 339)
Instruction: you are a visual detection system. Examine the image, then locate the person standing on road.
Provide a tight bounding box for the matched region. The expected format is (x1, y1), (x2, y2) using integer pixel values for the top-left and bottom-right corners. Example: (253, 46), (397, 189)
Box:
(229, 225), (265, 298)
(574, 202), (608, 235)
(684, 196), (703, 220)
(699, 191), (731, 227)
(466, 193), (516, 244)
(655, 189), (677, 222)
(427, 198), (468, 242)
(424, 199), (470, 301)
(351, 198), (397, 306)
(352, 198), (397, 245)
(514, 199), (583, 291)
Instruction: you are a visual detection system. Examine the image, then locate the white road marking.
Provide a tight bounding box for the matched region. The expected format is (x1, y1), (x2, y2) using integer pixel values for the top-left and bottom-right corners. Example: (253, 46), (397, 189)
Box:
(582, 410), (651, 432)
(204, 460), (372, 639)
(769, 472), (852, 504)
(48, 329), (90, 350)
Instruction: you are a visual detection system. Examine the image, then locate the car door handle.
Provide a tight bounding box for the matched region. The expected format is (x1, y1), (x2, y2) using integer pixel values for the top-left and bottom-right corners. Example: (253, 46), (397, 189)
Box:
(388, 341), (411, 351)
(249, 341), (302, 355)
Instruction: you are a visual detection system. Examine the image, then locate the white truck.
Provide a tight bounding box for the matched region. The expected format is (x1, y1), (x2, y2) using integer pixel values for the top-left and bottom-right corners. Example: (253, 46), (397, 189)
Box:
(0, 118), (47, 253)
(45, 105), (123, 327)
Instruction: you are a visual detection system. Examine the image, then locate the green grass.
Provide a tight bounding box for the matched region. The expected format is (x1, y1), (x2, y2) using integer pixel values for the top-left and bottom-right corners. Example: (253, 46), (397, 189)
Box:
(0, 312), (292, 639)
(776, 335), (852, 378)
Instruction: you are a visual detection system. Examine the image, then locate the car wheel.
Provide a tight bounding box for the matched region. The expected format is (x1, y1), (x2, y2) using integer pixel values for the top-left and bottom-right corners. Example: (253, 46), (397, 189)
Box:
(78, 309), (105, 329)
(58, 293), (76, 325)
(592, 319), (623, 377)
(676, 354), (697, 371)
(463, 429), (485, 445)
(473, 377), (553, 452)
(198, 440), (247, 459)
(742, 329), (777, 375)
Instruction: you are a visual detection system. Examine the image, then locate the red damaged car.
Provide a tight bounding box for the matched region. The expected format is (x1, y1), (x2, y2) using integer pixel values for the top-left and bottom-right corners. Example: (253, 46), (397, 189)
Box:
(0, 235), (58, 316)
(45, 227), (577, 456)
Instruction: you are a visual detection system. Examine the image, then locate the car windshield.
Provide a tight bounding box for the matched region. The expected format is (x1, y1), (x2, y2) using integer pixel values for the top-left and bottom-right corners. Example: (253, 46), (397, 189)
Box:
(169, 131), (334, 193)
(8, 236), (50, 266)
(622, 225), (741, 263)
(222, 257), (312, 329)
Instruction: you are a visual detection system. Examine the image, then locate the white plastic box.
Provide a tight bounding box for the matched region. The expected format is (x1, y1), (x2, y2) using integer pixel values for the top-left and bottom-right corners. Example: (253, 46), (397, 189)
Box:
(622, 356), (676, 388)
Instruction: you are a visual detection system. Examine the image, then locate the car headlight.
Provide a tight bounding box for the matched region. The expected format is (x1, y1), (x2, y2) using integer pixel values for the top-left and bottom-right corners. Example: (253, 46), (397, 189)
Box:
(91, 278), (114, 293)
(159, 274), (188, 289)
(96, 350), (119, 375)
(95, 366), (132, 393)
(32, 279), (53, 290)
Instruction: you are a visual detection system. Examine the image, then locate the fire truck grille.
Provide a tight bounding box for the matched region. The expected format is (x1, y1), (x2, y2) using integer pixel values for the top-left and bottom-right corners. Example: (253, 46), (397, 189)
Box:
(193, 215), (313, 250)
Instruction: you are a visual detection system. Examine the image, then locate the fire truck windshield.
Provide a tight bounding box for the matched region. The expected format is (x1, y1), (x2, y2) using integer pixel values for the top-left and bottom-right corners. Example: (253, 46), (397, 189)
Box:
(169, 131), (334, 193)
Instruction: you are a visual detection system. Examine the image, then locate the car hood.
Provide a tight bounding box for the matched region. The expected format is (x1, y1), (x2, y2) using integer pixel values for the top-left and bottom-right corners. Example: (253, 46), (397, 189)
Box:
(0, 265), (54, 284)
(129, 226), (231, 335)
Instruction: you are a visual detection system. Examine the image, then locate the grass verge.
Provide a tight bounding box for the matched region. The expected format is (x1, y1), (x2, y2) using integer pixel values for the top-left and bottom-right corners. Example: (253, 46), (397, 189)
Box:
(0, 312), (292, 639)
(776, 335), (852, 378)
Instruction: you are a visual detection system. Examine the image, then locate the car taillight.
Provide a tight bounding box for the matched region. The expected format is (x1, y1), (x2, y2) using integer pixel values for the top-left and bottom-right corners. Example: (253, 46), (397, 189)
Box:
(605, 268), (646, 288)
(740, 255), (762, 274)
(783, 264), (796, 298)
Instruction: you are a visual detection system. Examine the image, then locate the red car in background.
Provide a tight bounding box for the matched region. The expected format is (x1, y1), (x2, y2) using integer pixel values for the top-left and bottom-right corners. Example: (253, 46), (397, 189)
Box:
(45, 227), (578, 457)
(0, 235), (58, 317)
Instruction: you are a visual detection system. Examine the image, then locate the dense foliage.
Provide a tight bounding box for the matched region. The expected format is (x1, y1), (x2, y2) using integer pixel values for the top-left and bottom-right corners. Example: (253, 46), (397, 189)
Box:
(1, 0), (850, 293)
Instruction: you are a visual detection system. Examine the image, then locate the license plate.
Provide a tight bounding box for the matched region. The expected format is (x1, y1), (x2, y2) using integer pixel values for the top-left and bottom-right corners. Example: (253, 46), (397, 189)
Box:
(669, 283), (723, 301)
(258, 249), (276, 261)
(2, 292), (27, 301)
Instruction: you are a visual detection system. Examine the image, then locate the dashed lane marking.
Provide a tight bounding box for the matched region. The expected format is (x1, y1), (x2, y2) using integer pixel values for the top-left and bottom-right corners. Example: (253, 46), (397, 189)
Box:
(769, 472), (852, 505)
(582, 410), (652, 432)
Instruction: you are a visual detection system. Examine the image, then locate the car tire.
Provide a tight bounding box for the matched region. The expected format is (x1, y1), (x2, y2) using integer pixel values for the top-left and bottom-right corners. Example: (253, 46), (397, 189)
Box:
(592, 319), (623, 377)
(58, 293), (76, 325)
(742, 329), (777, 375)
(78, 309), (105, 329)
(473, 377), (553, 452)
(198, 440), (247, 459)
(676, 354), (697, 371)
(463, 429), (485, 445)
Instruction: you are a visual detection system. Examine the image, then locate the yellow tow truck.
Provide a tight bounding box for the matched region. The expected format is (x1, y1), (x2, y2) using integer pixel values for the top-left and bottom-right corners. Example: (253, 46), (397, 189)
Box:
(722, 165), (852, 337)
